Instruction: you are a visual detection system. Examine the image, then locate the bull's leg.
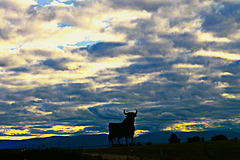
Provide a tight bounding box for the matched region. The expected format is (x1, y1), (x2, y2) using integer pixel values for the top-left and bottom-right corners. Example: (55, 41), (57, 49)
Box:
(113, 137), (116, 146)
(109, 134), (113, 146)
(131, 136), (134, 144)
(111, 137), (113, 146)
(125, 137), (128, 146)
(108, 135), (111, 144)
(117, 137), (120, 145)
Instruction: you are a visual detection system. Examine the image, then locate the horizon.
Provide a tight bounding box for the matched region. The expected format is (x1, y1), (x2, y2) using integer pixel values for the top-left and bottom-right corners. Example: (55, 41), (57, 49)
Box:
(1, 0), (240, 140)
(0, 129), (239, 141)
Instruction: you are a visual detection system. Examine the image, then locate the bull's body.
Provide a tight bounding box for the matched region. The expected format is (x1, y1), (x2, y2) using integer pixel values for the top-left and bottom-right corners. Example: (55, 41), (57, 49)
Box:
(108, 109), (137, 146)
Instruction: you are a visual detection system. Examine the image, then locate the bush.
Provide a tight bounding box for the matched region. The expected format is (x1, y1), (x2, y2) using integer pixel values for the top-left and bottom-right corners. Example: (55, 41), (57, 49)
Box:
(137, 142), (142, 146)
(187, 136), (201, 143)
(146, 142), (152, 145)
(211, 135), (228, 141)
(130, 142), (135, 146)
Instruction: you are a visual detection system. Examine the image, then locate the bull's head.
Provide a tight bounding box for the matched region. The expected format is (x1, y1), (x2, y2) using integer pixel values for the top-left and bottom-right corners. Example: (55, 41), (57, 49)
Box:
(123, 109), (138, 117)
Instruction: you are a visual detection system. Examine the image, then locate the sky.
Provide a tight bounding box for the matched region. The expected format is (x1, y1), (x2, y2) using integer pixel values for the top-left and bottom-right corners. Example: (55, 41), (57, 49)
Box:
(0, 0), (240, 140)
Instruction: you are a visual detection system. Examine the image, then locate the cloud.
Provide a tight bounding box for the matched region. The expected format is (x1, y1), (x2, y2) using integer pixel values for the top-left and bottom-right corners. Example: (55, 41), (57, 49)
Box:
(0, 0), (37, 10)
(135, 130), (149, 136)
(2, 129), (30, 136)
(42, 58), (78, 70)
(25, 106), (52, 116)
(201, 2), (240, 37)
(36, 125), (88, 134)
(163, 117), (240, 132)
(109, 0), (169, 11)
(163, 121), (209, 132)
(158, 112), (176, 119)
(159, 72), (189, 82)
(173, 63), (204, 69)
(221, 93), (240, 99)
(127, 72), (159, 85)
(0, 0), (240, 139)
(193, 50), (240, 61)
(196, 31), (231, 43)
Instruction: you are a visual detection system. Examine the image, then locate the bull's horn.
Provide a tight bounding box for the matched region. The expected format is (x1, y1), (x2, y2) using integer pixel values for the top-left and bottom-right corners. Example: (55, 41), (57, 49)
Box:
(135, 109), (138, 114)
(123, 109), (127, 115)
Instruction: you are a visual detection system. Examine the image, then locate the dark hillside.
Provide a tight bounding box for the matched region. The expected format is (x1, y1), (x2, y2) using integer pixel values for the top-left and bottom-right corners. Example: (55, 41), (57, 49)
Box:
(0, 148), (100, 160)
(135, 131), (240, 144)
(84, 139), (240, 160)
(0, 134), (110, 149)
(1, 139), (240, 160)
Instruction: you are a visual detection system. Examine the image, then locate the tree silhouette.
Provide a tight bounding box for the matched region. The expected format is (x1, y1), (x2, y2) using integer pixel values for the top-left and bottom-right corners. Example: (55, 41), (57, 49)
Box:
(168, 133), (180, 143)
(211, 135), (227, 141)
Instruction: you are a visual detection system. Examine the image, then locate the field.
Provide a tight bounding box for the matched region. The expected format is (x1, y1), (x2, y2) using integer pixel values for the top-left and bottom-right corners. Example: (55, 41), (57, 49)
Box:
(1, 140), (240, 160)
(0, 148), (98, 160)
(84, 140), (240, 160)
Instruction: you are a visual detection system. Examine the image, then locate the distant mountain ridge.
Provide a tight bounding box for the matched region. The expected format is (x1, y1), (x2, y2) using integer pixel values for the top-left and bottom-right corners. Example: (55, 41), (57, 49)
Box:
(0, 134), (110, 150)
(1, 131), (240, 149)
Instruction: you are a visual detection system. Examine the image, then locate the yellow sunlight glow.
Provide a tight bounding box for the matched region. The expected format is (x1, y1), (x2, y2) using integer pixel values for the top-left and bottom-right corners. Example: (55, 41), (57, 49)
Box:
(215, 82), (230, 89)
(0, 128), (30, 136)
(135, 130), (149, 137)
(194, 50), (240, 60)
(128, 72), (159, 85)
(197, 31), (231, 43)
(173, 63), (204, 69)
(163, 118), (240, 132)
(221, 93), (238, 99)
(0, 134), (70, 140)
(163, 122), (209, 132)
(85, 131), (108, 135)
(38, 125), (88, 133)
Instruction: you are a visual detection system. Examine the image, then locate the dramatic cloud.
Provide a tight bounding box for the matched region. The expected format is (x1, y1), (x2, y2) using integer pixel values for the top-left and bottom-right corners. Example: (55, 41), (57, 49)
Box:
(0, 0), (240, 139)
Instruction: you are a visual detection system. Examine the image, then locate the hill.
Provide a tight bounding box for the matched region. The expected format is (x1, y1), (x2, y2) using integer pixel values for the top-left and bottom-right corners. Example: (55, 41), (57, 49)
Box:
(1, 139), (240, 160)
(84, 139), (240, 160)
(0, 134), (110, 149)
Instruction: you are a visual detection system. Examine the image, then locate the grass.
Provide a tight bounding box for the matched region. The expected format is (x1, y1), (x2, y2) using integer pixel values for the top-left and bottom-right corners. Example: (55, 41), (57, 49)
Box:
(83, 139), (240, 160)
(0, 148), (100, 160)
(0, 140), (240, 160)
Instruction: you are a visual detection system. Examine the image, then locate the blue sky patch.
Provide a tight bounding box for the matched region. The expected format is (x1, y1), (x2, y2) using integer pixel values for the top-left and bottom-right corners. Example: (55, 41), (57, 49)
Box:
(11, 45), (23, 51)
(36, 0), (75, 6)
(103, 18), (114, 29)
(36, 0), (53, 6)
(58, 23), (73, 28)
(58, 40), (101, 50)
(60, 1), (75, 5)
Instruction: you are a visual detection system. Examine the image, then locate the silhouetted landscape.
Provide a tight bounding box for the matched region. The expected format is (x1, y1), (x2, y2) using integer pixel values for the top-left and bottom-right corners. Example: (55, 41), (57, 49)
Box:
(1, 131), (240, 159)
(1, 138), (240, 160)
(1, 131), (240, 149)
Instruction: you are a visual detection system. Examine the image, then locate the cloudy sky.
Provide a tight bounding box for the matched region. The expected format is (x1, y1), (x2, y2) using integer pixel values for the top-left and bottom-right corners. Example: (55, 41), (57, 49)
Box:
(0, 0), (240, 140)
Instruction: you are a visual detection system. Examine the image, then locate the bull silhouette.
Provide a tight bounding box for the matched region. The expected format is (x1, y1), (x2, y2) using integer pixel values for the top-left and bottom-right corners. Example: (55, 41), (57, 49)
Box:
(108, 109), (138, 146)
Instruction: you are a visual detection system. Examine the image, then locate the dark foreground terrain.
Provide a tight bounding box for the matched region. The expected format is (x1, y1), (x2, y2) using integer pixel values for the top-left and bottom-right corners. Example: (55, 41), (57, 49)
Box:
(83, 139), (240, 160)
(1, 139), (240, 160)
(0, 148), (100, 160)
